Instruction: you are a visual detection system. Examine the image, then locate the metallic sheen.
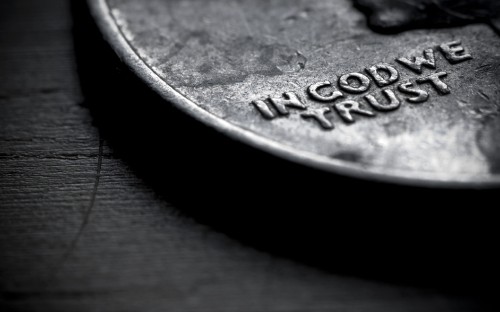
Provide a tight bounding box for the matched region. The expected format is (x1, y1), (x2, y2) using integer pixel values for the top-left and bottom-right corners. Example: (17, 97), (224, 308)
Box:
(89, 0), (500, 187)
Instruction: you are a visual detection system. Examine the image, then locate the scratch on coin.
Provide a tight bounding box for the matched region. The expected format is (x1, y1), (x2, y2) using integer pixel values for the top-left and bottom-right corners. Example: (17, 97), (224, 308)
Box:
(475, 63), (492, 72)
(478, 90), (490, 101)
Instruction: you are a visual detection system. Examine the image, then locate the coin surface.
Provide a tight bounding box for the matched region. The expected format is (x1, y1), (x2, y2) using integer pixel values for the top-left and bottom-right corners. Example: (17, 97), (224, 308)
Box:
(89, 0), (500, 187)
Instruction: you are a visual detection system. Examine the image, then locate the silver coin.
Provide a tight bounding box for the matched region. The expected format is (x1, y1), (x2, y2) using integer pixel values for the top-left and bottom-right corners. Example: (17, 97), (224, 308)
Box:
(89, 0), (500, 187)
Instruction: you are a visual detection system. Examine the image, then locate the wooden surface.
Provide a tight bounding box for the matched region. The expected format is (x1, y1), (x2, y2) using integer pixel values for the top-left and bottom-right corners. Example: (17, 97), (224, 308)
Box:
(0, 1), (497, 311)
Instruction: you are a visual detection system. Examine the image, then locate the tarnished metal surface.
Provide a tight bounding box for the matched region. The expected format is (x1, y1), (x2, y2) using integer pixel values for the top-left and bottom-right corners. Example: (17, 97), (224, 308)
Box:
(89, 0), (500, 186)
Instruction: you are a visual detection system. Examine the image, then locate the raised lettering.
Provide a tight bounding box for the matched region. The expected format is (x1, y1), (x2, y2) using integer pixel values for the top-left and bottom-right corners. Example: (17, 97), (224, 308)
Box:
(398, 82), (429, 103)
(364, 89), (400, 111)
(252, 100), (276, 119)
(301, 107), (334, 129)
(308, 80), (344, 102)
(269, 92), (306, 115)
(339, 73), (371, 94)
(396, 48), (436, 74)
(334, 100), (375, 123)
(251, 40), (472, 127)
(365, 63), (399, 87)
(439, 40), (472, 64)
(416, 72), (450, 95)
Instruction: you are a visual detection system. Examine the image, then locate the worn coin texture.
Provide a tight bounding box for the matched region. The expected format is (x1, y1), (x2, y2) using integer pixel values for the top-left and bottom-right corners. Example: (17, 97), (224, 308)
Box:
(89, 0), (500, 187)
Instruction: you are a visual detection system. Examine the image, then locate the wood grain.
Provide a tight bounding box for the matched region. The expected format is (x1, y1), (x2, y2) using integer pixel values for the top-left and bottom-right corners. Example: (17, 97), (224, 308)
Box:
(0, 1), (497, 311)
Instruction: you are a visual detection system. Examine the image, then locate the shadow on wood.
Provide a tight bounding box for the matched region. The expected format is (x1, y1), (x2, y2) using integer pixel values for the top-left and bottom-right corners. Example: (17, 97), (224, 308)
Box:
(72, 0), (498, 299)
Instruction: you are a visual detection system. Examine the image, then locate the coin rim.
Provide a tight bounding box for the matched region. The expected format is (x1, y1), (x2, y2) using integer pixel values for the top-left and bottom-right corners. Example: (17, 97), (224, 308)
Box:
(88, 0), (500, 188)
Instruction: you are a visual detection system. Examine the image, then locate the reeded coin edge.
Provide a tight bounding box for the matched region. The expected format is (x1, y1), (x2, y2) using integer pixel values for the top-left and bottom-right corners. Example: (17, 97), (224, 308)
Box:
(88, 0), (500, 188)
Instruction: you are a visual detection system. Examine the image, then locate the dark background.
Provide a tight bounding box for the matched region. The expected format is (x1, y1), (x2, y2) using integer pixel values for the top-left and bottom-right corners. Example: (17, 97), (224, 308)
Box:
(0, 1), (498, 311)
